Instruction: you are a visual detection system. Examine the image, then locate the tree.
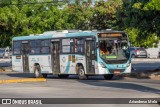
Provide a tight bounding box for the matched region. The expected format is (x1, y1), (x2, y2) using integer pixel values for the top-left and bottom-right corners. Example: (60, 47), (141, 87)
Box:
(116, 0), (160, 47)
(90, 0), (123, 30)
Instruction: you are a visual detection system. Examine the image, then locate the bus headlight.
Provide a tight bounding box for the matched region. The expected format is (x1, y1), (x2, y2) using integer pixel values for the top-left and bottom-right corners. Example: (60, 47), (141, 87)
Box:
(100, 62), (106, 68)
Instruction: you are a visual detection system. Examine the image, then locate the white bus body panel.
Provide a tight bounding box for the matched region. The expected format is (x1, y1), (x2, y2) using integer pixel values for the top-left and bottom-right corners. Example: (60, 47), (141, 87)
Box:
(28, 55), (52, 73)
(97, 63), (109, 74)
(60, 54), (86, 74)
(12, 56), (23, 72)
(123, 63), (131, 73)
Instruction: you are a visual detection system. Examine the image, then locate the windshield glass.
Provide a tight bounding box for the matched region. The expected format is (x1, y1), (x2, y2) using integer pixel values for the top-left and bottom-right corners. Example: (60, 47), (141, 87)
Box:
(98, 33), (130, 62)
(0, 50), (5, 53)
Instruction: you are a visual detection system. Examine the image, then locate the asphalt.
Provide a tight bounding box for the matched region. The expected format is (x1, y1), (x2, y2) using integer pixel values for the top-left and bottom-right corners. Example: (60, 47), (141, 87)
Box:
(0, 74), (159, 107)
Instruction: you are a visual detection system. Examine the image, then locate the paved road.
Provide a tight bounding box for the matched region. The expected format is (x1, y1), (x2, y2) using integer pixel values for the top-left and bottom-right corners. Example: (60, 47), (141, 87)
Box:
(0, 73), (159, 107)
(132, 61), (160, 73)
(0, 59), (159, 107)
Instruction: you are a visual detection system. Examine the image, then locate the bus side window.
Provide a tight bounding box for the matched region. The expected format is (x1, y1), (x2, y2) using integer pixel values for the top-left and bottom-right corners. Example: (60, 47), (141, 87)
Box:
(41, 47), (49, 54)
(41, 40), (50, 54)
(29, 41), (35, 54)
(70, 39), (74, 53)
(74, 38), (84, 53)
(13, 41), (21, 55)
(74, 38), (78, 52)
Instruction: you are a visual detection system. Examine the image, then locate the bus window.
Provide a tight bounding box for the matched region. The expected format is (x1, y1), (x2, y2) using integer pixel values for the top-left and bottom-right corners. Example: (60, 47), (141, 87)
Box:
(74, 38), (84, 53)
(70, 39), (74, 53)
(62, 39), (74, 53)
(41, 47), (49, 54)
(29, 40), (43, 54)
(13, 41), (21, 55)
(74, 38), (78, 52)
(41, 40), (50, 54)
(14, 48), (21, 54)
(99, 41), (109, 55)
(30, 48), (40, 54)
(30, 41), (35, 47)
(41, 40), (50, 46)
(35, 40), (41, 46)
(13, 41), (21, 48)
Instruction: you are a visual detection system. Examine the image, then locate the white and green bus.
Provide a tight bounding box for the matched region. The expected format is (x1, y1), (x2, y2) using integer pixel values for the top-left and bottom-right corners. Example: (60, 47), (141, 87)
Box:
(12, 30), (131, 79)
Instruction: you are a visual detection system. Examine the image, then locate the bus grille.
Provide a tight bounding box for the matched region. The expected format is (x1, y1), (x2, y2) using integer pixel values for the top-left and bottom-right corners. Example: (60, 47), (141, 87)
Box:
(105, 59), (128, 64)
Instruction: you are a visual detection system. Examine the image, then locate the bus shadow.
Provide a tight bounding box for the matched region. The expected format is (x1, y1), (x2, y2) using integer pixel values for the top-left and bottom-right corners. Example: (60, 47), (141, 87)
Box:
(6, 73), (35, 78)
(77, 79), (160, 95)
(47, 75), (125, 81)
(5, 73), (160, 94)
(47, 75), (160, 95)
(5, 73), (124, 80)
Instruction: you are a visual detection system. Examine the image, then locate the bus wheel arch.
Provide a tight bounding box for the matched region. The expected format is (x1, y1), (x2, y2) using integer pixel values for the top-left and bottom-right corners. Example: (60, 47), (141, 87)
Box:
(34, 63), (42, 78)
(34, 63), (48, 78)
(76, 63), (87, 80)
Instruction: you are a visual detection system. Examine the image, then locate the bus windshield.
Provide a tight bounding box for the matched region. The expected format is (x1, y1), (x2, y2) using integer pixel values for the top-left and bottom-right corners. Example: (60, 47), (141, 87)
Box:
(98, 33), (130, 63)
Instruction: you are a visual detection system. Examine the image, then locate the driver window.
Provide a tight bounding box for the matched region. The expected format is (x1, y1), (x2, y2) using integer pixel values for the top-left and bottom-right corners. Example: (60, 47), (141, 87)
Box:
(100, 41), (109, 55)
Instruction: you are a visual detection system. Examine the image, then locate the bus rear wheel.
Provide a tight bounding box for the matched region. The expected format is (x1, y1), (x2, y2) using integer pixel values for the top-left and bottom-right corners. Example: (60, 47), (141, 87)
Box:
(78, 66), (87, 80)
(34, 65), (42, 78)
(104, 74), (114, 80)
(42, 74), (48, 78)
(58, 74), (69, 78)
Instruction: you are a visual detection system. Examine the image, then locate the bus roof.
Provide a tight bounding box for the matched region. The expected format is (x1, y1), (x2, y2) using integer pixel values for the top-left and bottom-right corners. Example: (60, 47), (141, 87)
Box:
(12, 30), (125, 41)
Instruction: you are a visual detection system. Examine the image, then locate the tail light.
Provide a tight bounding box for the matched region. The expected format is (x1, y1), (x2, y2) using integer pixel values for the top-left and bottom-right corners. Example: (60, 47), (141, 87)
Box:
(135, 50), (140, 54)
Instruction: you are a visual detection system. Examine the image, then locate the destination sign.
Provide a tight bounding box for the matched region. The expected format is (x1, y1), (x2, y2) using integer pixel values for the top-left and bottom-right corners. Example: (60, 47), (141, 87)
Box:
(98, 33), (122, 38)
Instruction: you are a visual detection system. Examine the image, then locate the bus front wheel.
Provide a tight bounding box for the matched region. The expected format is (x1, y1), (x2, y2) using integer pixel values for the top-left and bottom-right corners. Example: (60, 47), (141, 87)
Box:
(104, 74), (114, 80)
(78, 66), (87, 80)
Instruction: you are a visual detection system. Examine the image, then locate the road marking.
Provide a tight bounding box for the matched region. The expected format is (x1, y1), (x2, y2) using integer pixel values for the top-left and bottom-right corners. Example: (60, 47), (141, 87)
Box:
(0, 78), (46, 84)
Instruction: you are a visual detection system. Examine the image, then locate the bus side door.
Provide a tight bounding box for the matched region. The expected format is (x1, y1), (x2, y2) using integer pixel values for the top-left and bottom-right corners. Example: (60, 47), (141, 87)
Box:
(22, 42), (30, 73)
(85, 39), (96, 74)
(51, 41), (60, 74)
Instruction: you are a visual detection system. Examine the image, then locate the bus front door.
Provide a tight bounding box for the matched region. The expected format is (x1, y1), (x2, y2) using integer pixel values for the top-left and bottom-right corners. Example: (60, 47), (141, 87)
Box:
(86, 40), (96, 74)
(51, 41), (60, 74)
(22, 43), (29, 73)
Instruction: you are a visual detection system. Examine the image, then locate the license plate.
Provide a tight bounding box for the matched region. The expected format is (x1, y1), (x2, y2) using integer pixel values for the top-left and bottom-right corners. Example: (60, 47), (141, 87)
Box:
(140, 53), (146, 55)
(114, 70), (120, 74)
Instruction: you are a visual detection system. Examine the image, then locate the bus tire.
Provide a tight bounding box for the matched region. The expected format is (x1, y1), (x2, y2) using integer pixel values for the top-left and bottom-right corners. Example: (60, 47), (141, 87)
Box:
(42, 74), (48, 78)
(78, 66), (87, 80)
(58, 74), (69, 78)
(104, 74), (114, 80)
(34, 65), (42, 78)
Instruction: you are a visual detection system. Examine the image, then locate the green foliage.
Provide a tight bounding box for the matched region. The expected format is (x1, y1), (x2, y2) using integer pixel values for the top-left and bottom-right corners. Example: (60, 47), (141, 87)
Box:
(125, 28), (159, 48)
(91, 0), (122, 30)
(125, 28), (139, 46)
(117, 0), (160, 47)
(0, 0), (159, 47)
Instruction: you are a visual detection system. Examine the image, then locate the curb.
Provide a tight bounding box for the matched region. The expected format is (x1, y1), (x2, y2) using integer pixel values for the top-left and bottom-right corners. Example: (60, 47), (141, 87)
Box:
(0, 78), (46, 84)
